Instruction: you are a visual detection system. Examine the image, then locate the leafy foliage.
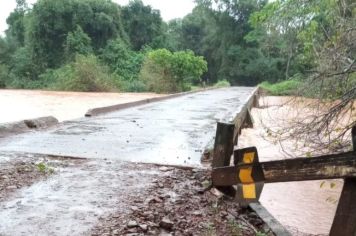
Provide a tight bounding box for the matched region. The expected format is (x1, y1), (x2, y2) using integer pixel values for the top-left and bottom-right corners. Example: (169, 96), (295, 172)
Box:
(121, 0), (165, 50)
(26, 0), (127, 71)
(0, 0), (353, 100)
(43, 54), (119, 92)
(140, 49), (207, 93)
(64, 25), (93, 61)
(214, 80), (231, 88)
(259, 79), (301, 96)
(99, 39), (144, 81)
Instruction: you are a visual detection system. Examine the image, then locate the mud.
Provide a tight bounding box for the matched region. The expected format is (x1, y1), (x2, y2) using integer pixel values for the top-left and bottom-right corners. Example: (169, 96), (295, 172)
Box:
(90, 167), (273, 236)
(0, 153), (52, 201)
(0, 153), (161, 236)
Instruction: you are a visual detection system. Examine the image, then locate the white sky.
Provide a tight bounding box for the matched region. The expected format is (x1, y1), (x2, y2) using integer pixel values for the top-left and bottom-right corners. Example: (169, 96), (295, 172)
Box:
(0, 0), (195, 36)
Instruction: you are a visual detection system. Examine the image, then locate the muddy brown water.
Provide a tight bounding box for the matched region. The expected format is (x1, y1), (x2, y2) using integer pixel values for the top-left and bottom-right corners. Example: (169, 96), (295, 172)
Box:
(239, 97), (343, 236)
(0, 89), (163, 123)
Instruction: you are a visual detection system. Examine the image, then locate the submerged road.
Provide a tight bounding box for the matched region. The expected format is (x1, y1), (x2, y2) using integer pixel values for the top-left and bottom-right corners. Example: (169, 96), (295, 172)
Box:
(0, 87), (255, 166)
(0, 87), (256, 236)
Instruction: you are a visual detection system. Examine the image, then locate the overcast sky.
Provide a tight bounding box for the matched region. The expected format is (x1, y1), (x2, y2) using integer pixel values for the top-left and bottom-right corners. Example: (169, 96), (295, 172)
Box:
(0, 0), (196, 35)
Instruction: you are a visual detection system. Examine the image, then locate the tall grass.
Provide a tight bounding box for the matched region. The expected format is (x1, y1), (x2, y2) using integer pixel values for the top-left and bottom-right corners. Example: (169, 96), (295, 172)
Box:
(259, 79), (301, 96)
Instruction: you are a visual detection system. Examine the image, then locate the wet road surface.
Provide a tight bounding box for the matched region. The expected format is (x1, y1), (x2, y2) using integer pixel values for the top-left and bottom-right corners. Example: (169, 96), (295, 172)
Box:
(0, 87), (255, 235)
(0, 87), (255, 166)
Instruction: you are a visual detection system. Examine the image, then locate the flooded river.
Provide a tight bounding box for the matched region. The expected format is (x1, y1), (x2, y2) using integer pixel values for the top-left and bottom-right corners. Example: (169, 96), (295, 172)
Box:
(239, 96), (343, 235)
(0, 89), (162, 123)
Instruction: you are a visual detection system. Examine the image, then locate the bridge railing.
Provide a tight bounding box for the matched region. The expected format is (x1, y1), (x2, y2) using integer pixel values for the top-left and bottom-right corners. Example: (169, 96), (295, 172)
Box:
(211, 120), (356, 236)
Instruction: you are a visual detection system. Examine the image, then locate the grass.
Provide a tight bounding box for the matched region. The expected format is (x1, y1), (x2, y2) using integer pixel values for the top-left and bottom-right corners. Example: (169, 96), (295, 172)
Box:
(36, 162), (54, 174)
(259, 79), (301, 96)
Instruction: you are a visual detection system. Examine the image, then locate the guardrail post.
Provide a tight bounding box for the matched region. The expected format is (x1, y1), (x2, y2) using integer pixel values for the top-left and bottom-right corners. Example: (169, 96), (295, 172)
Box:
(330, 126), (356, 235)
(212, 122), (236, 196)
(212, 122), (235, 168)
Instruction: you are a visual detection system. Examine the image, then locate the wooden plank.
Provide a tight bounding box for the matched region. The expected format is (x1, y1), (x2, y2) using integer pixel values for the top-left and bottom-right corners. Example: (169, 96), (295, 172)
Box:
(212, 151), (356, 186)
(211, 122), (236, 197)
(249, 203), (291, 236)
(212, 122), (235, 168)
(329, 178), (356, 235)
(329, 126), (356, 236)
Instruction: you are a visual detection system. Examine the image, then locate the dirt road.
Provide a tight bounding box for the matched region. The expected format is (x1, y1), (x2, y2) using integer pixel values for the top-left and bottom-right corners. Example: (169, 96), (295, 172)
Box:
(0, 87), (257, 235)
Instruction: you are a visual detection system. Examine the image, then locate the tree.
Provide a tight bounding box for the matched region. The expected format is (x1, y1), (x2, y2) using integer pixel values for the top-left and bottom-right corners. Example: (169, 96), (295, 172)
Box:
(6, 0), (28, 46)
(26, 0), (127, 71)
(250, 0), (356, 152)
(140, 49), (207, 93)
(99, 38), (144, 81)
(64, 25), (93, 61)
(121, 0), (165, 50)
(165, 19), (183, 51)
(177, 0), (267, 84)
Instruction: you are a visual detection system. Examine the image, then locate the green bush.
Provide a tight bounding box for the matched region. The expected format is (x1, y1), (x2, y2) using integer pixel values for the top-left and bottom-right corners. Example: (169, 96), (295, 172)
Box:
(140, 49), (207, 93)
(64, 25), (93, 61)
(100, 39), (145, 81)
(214, 80), (231, 88)
(259, 79), (301, 96)
(119, 79), (146, 92)
(42, 54), (119, 92)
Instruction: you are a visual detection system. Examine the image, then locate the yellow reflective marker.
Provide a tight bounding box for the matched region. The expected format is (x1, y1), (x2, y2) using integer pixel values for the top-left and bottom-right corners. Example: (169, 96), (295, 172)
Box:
(234, 147), (264, 205)
(243, 152), (255, 164)
(242, 184), (256, 199)
(240, 151), (256, 199)
(239, 167), (253, 183)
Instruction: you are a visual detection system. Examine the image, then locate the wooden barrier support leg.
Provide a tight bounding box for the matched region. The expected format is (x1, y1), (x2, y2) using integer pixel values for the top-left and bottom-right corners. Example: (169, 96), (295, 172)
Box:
(330, 126), (356, 236)
(212, 122), (235, 168)
(212, 122), (236, 197)
(330, 178), (356, 235)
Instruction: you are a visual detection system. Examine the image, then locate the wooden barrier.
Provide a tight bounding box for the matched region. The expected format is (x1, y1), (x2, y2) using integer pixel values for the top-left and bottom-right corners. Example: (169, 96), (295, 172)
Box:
(330, 126), (356, 235)
(211, 122), (236, 196)
(212, 151), (356, 186)
(211, 125), (356, 236)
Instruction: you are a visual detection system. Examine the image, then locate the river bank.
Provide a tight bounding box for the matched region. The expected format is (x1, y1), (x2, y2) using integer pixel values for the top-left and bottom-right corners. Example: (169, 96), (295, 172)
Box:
(238, 96), (344, 235)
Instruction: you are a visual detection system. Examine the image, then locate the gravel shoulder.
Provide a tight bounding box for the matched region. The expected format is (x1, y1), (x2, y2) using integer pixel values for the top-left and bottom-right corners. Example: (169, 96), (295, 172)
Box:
(0, 152), (273, 236)
(90, 167), (273, 236)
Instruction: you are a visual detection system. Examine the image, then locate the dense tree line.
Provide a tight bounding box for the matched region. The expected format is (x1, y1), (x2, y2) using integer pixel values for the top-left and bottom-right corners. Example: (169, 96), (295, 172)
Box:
(0, 0), (354, 93)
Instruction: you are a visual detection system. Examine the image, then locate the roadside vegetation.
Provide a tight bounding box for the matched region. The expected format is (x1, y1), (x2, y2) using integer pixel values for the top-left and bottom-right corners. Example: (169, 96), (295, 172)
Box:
(0, 0), (354, 101)
(259, 79), (301, 96)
